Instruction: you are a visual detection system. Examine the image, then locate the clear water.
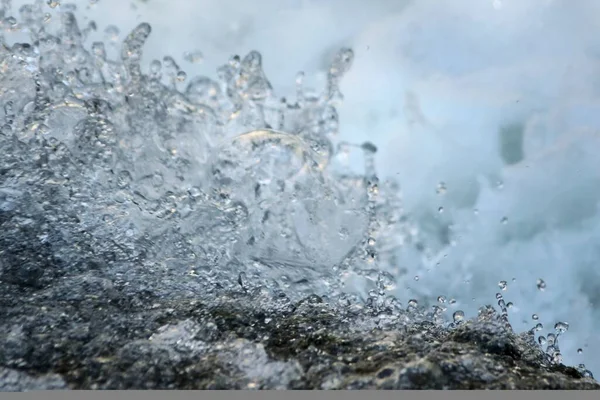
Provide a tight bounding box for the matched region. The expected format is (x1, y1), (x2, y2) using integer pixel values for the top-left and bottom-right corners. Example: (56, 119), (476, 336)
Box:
(1, 0), (598, 380)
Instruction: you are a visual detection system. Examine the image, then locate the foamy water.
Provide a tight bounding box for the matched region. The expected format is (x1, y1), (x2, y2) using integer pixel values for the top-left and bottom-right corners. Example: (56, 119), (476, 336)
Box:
(3, 0), (599, 377)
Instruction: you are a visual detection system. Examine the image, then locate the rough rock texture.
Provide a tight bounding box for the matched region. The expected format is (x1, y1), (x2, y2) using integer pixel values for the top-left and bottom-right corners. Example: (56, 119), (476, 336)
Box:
(0, 274), (598, 390)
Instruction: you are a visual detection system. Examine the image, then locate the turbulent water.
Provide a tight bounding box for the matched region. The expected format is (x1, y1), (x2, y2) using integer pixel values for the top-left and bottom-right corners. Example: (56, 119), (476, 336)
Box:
(0, 0), (597, 381)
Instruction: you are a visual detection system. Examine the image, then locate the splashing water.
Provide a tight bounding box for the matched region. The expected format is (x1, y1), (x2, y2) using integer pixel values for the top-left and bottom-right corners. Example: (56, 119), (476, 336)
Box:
(0, 0), (596, 381)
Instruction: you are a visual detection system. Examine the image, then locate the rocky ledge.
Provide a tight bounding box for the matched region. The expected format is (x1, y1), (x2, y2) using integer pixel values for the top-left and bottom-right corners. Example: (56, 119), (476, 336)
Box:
(1, 277), (598, 390)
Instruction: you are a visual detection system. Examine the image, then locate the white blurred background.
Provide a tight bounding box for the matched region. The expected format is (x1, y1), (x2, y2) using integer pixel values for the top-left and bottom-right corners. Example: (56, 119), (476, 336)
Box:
(12, 0), (600, 375)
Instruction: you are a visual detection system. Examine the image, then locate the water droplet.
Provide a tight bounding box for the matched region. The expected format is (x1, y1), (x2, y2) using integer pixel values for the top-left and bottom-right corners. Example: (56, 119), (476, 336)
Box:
(104, 25), (120, 42)
(506, 302), (513, 309)
(453, 310), (465, 323)
(537, 278), (546, 291)
(436, 182), (447, 195)
(498, 280), (507, 290)
(437, 295), (447, 304)
(116, 170), (133, 189)
(449, 298), (457, 305)
(532, 314), (539, 320)
(535, 323), (543, 331)
(554, 321), (569, 334)
(47, 0), (60, 8)
(407, 299), (418, 309)
(538, 336), (547, 346)
(176, 71), (187, 82)
(577, 348), (583, 354)
(183, 50), (204, 64)
(501, 216), (508, 224)
(438, 206), (444, 213)
(553, 352), (563, 364)
(413, 275), (419, 281)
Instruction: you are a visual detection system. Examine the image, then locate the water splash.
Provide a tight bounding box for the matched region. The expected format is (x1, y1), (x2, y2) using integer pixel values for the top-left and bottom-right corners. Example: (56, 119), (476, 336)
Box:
(0, 0), (594, 380)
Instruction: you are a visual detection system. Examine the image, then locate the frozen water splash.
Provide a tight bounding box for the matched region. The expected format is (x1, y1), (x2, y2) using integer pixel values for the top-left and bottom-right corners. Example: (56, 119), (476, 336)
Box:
(0, 0), (595, 381)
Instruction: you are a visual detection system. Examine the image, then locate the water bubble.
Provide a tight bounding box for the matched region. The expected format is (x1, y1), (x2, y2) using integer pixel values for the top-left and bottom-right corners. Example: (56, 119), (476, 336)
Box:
(577, 348), (583, 354)
(506, 302), (513, 309)
(449, 298), (457, 305)
(498, 280), (507, 291)
(536, 278), (546, 291)
(453, 310), (465, 323)
(532, 314), (539, 320)
(437, 295), (447, 304)
(414, 275), (419, 281)
(438, 206), (444, 213)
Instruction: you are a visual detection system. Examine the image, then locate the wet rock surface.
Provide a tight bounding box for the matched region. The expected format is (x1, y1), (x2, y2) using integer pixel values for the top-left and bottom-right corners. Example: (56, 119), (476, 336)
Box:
(1, 273), (598, 390)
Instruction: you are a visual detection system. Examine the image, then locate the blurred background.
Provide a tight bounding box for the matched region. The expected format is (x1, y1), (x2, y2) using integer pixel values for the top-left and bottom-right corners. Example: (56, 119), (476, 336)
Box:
(11, 0), (600, 375)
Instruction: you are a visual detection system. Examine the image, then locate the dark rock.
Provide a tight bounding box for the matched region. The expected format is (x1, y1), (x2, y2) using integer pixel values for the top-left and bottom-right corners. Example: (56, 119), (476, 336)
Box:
(1, 281), (599, 390)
